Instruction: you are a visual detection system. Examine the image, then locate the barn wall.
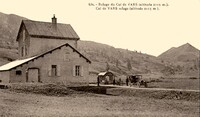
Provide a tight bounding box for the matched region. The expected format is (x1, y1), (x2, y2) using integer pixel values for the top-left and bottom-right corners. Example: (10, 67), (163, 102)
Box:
(0, 71), (10, 83)
(29, 37), (77, 57)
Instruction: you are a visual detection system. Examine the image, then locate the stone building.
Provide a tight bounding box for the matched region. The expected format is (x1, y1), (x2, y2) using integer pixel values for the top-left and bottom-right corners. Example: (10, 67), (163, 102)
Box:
(0, 16), (91, 85)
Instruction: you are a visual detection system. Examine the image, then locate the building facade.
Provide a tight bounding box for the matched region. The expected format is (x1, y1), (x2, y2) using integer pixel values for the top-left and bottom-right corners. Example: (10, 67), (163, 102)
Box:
(17, 16), (79, 59)
(0, 16), (91, 85)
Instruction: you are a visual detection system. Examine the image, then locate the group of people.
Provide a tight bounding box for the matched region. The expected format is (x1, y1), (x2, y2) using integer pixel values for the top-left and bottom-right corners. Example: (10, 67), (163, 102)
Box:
(97, 76), (131, 86)
(112, 77), (130, 86)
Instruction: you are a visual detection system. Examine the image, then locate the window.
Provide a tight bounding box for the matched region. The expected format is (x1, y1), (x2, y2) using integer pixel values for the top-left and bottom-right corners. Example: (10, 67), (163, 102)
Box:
(48, 65), (60, 77)
(21, 29), (27, 57)
(22, 30), (25, 42)
(21, 46), (27, 57)
(25, 46), (28, 55)
(73, 65), (83, 77)
(16, 70), (22, 75)
(75, 65), (80, 76)
(52, 65), (57, 76)
(21, 47), (24, 57)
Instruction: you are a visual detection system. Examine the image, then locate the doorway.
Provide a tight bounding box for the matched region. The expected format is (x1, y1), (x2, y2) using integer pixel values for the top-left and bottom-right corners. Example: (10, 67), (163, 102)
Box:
(27, 68), (39, 82)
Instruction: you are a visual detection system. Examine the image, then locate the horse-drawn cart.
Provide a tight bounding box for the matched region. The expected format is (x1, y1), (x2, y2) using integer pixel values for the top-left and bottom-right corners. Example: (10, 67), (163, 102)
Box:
(127, 75), (148, 88)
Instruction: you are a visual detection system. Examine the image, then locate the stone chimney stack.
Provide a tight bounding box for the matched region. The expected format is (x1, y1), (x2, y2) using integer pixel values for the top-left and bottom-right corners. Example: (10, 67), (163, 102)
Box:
(52, 14), (57, 29)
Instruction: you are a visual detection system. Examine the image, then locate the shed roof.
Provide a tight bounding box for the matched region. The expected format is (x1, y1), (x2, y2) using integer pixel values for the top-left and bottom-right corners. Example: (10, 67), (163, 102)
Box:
(16, 20), (79, 41)
(0, 43), (91, 71)
(98, 71), (114, 76)
(0, 56), (36, 71)
(98, 72), (107, 76)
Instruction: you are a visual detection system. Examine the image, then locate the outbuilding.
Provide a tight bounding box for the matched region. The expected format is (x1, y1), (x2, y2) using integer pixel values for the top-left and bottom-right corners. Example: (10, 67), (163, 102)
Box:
(98, 71), (115, 84)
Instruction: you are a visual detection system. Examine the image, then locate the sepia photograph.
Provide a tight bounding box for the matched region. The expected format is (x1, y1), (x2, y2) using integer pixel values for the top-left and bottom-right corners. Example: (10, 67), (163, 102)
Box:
(0, 0), (199, 116)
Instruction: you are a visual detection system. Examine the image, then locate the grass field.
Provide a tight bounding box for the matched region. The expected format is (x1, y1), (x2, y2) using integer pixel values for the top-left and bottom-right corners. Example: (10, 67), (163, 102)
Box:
(147, 78), (200, 90)
(0, 84), (199, 117)
(108, 77), (200, 90)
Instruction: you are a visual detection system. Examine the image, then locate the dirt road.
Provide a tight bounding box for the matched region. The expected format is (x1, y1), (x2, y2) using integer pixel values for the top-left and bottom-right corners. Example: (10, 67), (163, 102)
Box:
(90, 84), (200, 92)
(0, 89), (199, 117)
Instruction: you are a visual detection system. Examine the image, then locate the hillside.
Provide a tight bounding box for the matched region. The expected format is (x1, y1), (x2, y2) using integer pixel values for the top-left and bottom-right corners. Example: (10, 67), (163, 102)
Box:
(0, 12), (198, 78)
(158, 43), (199, 77)
(78, 41), (165, 76)
(0, 12), (27, 49)
(0, 12), (27, 64)
(0, 12), (166, 76)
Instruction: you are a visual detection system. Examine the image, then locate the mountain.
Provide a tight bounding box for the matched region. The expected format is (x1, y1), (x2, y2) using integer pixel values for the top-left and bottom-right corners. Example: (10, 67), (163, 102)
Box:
(158, 43), (199, 62)
(158, 43), (199, 77)
(0, 12), (198, 78)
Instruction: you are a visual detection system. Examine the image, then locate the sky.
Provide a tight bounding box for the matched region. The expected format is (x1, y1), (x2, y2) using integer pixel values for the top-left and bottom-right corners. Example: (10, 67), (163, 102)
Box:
(0, 0), (200, 56)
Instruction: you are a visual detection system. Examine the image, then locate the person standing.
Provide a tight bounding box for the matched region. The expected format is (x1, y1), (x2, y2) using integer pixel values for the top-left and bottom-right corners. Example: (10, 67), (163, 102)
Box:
(113, 78), (116, 85)
(126, 77), (129, 86)
(119, 78), (122, 86)
(97, 76), (100, 86)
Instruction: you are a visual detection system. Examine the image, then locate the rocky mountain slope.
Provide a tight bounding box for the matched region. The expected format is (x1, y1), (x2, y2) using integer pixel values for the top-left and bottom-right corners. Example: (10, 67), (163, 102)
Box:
(159, 43), (199, 62)
(158, 43), (199, 77)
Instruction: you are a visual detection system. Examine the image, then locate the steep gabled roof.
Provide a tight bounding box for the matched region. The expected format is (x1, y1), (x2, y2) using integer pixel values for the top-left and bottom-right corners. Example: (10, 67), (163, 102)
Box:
(0, 43), (91, 71)
(16, 20), (80, 41)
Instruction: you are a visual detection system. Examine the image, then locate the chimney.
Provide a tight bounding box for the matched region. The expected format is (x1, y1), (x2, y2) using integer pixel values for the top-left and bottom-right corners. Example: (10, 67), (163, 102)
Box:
(52, 14), (57, 29)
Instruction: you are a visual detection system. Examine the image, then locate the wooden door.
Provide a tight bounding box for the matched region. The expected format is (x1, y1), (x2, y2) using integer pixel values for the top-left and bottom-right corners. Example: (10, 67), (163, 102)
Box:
(28, 69), (39, 82)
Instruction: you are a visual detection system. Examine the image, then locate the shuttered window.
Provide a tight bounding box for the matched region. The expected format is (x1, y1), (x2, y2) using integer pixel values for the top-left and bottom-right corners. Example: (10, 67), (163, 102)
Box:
(57, 65), (61, 76)
(21, 46), (26, 57)
(25, 45), (28, 56)
(21, 47), (24, 57)
(80, 66), (83, 76)
(75, 66), (80, 76)
(48, 65), (61, 77)
(73, 65), (83, 77)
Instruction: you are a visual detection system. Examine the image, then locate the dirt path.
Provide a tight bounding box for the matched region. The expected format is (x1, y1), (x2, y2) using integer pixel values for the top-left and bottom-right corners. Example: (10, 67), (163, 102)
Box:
(90, 84), (200, 92)
(0, 89), (199, 117)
